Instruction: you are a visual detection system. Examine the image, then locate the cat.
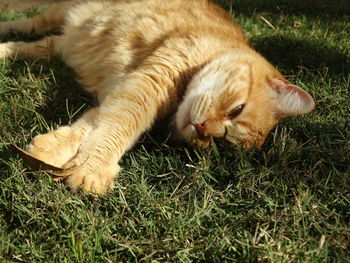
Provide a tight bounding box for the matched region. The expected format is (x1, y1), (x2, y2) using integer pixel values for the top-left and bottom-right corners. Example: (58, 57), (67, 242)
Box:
(0, 0), (315, 194)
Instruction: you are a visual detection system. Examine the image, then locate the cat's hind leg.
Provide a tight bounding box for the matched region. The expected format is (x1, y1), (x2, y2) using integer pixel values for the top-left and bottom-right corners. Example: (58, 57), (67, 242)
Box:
(0, 1), (76, 35)
(26, 107), (98, 168)
(0, 35), (63, 59)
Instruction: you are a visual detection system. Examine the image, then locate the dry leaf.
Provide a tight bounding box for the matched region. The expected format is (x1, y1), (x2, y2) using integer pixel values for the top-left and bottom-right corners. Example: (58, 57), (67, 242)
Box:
(8, 143), (70, 179)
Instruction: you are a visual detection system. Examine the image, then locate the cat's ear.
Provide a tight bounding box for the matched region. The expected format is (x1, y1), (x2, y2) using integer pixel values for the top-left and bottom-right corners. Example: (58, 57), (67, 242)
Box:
(270, 79), (316, 118)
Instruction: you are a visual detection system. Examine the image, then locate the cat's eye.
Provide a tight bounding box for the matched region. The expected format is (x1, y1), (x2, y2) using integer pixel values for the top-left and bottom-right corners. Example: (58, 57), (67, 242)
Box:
(228, 104), (244, 119)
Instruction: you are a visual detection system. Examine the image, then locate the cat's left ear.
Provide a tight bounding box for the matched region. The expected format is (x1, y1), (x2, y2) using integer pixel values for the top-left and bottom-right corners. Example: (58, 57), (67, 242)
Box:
(270, 79), (316, 118)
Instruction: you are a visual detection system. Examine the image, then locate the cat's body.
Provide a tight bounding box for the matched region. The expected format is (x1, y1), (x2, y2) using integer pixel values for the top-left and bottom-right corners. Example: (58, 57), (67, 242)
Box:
(0, 0), (315, 194)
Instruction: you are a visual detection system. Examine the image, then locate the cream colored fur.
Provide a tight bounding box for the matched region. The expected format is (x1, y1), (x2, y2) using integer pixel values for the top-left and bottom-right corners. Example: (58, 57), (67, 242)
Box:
(0, 0), (315, 194)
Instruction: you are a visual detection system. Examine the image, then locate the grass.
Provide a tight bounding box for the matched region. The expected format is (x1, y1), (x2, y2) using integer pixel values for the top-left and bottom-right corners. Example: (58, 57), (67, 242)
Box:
(0, 0), (349, 262)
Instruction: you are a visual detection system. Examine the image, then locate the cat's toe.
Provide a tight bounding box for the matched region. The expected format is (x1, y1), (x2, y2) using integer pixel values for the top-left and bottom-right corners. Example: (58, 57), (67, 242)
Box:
(26, 127), (80, 167)
(65, 172), (115, 195)
(26, 134), (63, 167)
(66, 174), (114, 195)
(64, 161), (120, 195)
(26, 138), (63, 167)
(28, 134), (52, 151)
(64, 171), (85, 192)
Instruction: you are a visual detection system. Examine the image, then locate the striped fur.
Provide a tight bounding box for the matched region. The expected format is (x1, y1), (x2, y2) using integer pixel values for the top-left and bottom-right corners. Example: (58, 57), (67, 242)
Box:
(0, 0), (315, 194)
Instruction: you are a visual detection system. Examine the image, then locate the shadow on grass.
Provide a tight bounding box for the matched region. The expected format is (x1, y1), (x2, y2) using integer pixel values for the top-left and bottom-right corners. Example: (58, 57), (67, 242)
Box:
(9, 58), (93, 126)
(216, 0), (350, 19)
(251, 36), (349, 77)
(0, 30), (92, 127)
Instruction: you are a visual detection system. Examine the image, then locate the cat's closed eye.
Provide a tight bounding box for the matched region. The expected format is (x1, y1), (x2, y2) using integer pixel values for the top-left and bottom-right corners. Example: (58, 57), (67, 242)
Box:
(228, 104), (244, 119)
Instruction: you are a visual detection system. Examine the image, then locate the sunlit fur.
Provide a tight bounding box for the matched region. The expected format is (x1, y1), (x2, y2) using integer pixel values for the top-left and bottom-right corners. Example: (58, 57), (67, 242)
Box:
(176, 52), (285, 148)
(0, 0), (315, 194)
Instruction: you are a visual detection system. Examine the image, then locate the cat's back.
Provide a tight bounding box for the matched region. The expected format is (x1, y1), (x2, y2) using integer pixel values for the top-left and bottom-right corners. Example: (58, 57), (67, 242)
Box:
(60, 0), (247, 96)
(65, 0), (245, 42)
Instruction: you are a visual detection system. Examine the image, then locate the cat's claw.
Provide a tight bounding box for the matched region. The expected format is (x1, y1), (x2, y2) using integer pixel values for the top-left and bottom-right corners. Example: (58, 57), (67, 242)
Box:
(63, 157), (120, 195)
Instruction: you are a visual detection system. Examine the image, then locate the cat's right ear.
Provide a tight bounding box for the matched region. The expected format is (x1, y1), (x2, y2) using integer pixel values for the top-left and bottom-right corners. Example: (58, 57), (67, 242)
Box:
(270, 79), (316, 118)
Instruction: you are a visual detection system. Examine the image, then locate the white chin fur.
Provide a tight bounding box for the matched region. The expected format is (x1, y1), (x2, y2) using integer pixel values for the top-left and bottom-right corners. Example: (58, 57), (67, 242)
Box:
(174, 99), (201, 143)
(175, 93), (194, 142)
(181, 123), (198, 142)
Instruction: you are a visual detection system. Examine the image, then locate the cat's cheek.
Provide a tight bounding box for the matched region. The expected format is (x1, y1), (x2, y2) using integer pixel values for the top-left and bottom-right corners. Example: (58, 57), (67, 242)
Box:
(175, 106), (190, 128)
(175, 100), (194, 139)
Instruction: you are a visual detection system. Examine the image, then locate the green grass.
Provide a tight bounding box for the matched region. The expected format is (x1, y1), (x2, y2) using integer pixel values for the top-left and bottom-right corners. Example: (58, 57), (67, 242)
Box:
(0, 0), (349, 262)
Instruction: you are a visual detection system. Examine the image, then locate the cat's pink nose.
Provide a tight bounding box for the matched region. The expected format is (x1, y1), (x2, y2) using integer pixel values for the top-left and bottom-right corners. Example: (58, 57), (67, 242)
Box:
(193, 122), (207, 137)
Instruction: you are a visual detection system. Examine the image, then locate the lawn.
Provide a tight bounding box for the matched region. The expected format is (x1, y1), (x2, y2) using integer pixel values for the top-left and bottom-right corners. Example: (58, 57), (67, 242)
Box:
(0, 0), (349, 262)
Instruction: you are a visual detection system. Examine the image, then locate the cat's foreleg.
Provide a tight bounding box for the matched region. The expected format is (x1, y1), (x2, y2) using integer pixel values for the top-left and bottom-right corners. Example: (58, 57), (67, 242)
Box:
(26, 107), (98, 168)
(62, 75), (165, 195)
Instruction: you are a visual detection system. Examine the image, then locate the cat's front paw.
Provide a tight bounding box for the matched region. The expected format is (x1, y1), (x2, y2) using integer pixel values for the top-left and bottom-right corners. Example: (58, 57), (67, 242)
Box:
(63, 157), (120, 195)
(26, 126), (81, 167)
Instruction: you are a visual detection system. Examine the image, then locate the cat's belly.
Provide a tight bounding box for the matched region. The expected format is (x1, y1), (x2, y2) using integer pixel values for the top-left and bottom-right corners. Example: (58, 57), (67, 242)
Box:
(57, 0), (231, 101)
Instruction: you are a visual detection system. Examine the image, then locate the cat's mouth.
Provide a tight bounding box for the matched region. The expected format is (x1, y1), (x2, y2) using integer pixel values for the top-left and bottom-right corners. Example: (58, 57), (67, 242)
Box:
(182, 121), (230, 148)
(181, 122), (208, 144)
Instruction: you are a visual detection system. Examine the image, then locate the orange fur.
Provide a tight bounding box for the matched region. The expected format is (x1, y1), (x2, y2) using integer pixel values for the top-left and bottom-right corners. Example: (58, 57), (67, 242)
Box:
(0, 0), (315, 194)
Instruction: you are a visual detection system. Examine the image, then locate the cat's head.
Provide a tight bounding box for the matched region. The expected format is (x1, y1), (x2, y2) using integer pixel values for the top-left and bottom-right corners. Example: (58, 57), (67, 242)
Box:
(175, 50), (315, 149)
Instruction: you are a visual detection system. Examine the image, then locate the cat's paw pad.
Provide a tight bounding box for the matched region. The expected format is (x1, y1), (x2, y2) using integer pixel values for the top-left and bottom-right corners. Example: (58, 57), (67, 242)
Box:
(26, 127), (79, 167)
(64, 160), (120, 195)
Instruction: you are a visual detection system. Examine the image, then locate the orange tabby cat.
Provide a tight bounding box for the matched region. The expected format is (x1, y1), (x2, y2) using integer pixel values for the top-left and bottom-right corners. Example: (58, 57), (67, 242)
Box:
(0, 0), (315, 194)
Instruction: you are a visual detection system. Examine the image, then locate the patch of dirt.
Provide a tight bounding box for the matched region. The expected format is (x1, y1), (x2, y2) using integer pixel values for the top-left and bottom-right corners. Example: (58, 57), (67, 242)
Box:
(0, 0), (62, 11)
